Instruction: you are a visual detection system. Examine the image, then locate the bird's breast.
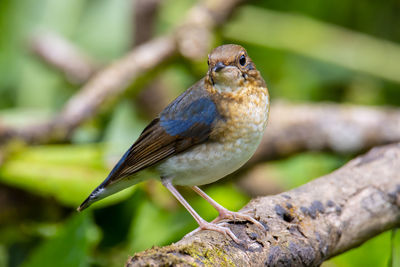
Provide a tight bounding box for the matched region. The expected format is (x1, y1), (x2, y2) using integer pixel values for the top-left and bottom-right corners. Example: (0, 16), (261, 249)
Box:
(211, 85), (270, 143)
(157, 85), (269, 186)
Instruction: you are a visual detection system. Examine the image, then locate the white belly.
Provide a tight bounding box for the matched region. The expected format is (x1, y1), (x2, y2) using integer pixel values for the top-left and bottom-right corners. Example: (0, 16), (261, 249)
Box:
(157, 132), (264, 186)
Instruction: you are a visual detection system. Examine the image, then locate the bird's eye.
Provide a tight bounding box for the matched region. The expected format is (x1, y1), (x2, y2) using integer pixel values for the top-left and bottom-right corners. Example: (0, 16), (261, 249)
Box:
(239, 54), (246, 66)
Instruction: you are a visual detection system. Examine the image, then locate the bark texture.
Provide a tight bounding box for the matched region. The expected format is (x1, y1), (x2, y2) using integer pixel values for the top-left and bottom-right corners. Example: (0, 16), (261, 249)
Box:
(126, 143), (400, 266)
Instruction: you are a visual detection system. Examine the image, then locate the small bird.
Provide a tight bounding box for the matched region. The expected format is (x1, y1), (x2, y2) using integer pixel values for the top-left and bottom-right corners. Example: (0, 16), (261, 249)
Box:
(78, 44), (270, 243)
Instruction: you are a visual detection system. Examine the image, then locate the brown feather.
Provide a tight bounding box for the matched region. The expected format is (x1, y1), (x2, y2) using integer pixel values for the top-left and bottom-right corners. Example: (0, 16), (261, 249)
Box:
(103, 119), (210, 187)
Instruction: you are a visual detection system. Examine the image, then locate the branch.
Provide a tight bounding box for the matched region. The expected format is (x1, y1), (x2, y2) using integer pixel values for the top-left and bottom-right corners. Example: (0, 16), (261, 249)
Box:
(250, 101), (400, 164)
(0, 0), (243, 145)
(126, 142), (400, 266)
(133, 0), (161, 46)
(132, 0), (171, 117)
(30, 32), (99, 84)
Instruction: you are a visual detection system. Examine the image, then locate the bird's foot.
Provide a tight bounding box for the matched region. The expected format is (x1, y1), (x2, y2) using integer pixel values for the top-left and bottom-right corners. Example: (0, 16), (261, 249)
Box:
(186, 220), (243, 245)
(199, 220), (243, 244)
(212, 210), (264, 230)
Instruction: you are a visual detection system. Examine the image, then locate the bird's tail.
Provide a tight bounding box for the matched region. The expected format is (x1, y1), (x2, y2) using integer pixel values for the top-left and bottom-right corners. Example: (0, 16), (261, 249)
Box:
(77, 183), (107, 212)
(77, 175), (147, 212)
(77, 194), (94, 212)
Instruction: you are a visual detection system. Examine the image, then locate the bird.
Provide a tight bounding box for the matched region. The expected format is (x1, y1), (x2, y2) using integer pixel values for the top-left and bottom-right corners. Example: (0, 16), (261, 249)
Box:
(78, 44), (270, 244)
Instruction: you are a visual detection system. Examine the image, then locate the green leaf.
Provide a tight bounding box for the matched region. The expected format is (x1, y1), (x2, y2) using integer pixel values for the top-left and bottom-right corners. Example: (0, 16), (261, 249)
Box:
(22, 213), (100, 267)
(391, 228), (400, 267)
(0, 144), (135, 208)
(0, 245), (7, 267)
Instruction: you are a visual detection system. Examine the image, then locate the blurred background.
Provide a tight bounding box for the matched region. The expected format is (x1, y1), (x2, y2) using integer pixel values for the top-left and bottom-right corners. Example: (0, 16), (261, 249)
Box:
(1, 0), (400, 266)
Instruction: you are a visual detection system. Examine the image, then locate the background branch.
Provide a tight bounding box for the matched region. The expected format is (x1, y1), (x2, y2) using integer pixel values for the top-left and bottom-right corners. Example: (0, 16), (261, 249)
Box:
(133, 0), (170, 117)
(126, 143), (400, 266)
(0, 0), (243, 145)
(30, 32), (99, 84)
(133, 0), (161, 46)
(250, 101), (400, 165)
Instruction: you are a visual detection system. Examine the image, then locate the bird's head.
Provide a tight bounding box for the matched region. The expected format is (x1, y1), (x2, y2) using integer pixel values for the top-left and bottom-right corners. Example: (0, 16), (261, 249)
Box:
(205, 44), (264, 93)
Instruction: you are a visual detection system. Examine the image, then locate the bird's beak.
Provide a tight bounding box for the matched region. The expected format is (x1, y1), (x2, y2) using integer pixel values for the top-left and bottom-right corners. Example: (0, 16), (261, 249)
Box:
(212, 62), (225, 72)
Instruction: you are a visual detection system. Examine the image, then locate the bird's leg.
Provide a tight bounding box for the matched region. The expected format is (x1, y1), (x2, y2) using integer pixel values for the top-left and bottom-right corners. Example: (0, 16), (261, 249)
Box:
(162, 179), (242, 244)
(191, 186), (264, 229)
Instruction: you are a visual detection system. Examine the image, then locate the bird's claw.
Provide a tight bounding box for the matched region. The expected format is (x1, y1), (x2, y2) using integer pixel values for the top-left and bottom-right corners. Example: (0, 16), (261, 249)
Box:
(185, 221), (244, 245)
(199, 221), (243, 245)
(212, 210), (265, 230)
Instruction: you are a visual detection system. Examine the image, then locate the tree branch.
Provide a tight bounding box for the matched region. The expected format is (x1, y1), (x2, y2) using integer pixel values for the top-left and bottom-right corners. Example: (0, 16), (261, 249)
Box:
(126, 142), (400, 266)
(250, 101), (400, 165)
(0, 0), (243, 145)
(30, 32), (99, 84)
(133, 0), (161, 46)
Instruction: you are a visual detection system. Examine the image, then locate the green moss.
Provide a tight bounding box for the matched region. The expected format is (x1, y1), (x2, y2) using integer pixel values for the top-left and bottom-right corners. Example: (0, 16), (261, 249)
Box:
(180, 243), (236, 266)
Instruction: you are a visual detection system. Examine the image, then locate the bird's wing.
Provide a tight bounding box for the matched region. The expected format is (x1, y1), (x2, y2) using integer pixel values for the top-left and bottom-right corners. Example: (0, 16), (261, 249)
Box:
(77, 82), (221, 211)
(103, 94), (220, 187)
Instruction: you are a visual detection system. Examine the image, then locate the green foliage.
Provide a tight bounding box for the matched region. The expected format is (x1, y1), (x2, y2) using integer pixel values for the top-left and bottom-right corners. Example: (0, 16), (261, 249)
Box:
(0, 144), (135, 208)
(74, 0), (132, 61)
(155, 0), (197, 34)
(129, 198), (193, 252)
(267, 152), (345, 189)
(22, 213), (100, 267)
(390, 229), (400, 267)
(223, 6), (400, 105)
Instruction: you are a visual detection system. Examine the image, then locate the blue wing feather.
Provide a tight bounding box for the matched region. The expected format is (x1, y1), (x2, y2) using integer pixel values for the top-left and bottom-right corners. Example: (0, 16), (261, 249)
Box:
(160, 97), (218, 137)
